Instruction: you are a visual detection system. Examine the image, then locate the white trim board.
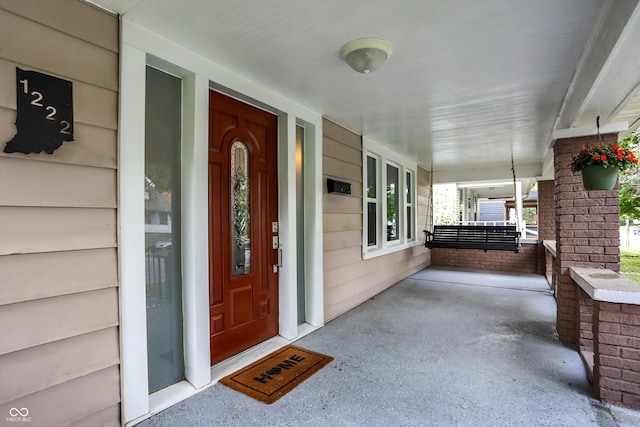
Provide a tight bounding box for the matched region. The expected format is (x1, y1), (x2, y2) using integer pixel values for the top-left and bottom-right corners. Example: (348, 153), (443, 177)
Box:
(120, 19), (324, 425)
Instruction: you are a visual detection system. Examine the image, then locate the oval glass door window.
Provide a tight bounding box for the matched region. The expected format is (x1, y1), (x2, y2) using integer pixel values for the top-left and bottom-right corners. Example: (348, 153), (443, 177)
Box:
(231, 141), (251, 276)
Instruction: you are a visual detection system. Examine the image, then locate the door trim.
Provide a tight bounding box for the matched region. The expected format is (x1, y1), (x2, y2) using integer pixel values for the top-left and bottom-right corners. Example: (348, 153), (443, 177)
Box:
(119, 21), (324, 425)
(276, 114), (325, 340)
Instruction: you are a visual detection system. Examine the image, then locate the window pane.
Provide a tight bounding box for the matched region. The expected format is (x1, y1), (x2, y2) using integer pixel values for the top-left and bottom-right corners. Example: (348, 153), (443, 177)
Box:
(367, 156), (376, 198)
(387, 164), (399, 241)
(368, 202), (377, 246)
(231, 141), (251, 276)
(406, 172), (413, 239)
(144, 66), (184, 393)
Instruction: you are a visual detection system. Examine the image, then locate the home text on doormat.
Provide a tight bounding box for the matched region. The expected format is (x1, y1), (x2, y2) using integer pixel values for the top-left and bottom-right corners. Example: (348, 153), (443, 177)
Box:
(219, 345), (333, 404)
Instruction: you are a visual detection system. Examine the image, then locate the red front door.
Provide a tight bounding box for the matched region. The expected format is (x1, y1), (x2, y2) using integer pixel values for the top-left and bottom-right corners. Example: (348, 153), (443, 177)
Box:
(208, 91), (279, 365)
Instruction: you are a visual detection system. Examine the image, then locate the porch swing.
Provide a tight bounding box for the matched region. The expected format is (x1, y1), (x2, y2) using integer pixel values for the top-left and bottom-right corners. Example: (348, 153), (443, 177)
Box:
(423, 155), (521, 253)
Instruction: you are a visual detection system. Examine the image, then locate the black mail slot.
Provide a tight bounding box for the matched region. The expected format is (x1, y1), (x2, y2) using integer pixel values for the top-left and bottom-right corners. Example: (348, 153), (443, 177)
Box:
(327, 179), (351, 194)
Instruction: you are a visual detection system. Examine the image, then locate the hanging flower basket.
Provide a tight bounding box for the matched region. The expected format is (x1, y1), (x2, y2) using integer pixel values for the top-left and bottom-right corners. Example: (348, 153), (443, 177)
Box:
(580, 164), (619, 190)
(569, 143), (638, 191)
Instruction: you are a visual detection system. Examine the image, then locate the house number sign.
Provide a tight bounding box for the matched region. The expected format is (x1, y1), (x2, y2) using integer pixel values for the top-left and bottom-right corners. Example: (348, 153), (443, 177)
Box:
(4, 68), (74, 154)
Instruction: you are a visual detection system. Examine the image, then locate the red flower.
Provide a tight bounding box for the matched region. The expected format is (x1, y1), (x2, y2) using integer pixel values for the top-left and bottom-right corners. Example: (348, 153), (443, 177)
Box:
(570, 143), (638, 172)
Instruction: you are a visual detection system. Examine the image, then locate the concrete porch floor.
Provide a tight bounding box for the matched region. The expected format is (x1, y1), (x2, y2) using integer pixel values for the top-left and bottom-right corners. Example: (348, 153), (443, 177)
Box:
(139, 268), (640, 426)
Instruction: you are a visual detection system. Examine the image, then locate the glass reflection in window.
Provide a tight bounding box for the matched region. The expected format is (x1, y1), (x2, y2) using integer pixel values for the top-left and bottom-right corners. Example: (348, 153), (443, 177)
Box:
(231, 141), (251, 276)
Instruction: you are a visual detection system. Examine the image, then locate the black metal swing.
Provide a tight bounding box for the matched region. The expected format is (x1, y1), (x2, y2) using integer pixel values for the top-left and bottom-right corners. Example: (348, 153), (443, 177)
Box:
(423, 224), (520, 253)
(423, 155), (521, 253)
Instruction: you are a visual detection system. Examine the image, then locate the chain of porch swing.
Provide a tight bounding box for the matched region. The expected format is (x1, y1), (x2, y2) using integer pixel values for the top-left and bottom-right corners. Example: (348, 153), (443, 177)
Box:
(511, 151), (523, 250)
(424, 157), (434, 245)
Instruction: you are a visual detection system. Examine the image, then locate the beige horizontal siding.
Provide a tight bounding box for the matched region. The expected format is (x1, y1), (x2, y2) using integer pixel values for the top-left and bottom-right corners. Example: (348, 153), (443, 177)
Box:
(0, 60), (119, 130)
(0, 157), (116, 208)
(322, 119), (430, 322)
(323, 213), (361, 233)
(323, 193), (362, 214)
(0, 0), (119, 53)
(417, 194), (429, 207)
(323, 136), (361, 164)
(0, 207), (116, 255)
(323, 230), (362, 252)
(73, 79), (119, 129)
(0, 326), (119, 404)
(323, 246), (363, 271)
(324, 156), (362, 182)
(0, 111), (117, 168)
(326, 254), (425, 305)
(0, 288), (119, 355)
(418, 167), (430, 188)
(325, 248), (427, 320)
(325, 245), (426, 291)
(323, 118), (361, 150)
(416, 166), (431, 240)
(0, 8), (118, 91)
(0, 248), (118, 305)
(325, 262), (424, 320)
(0, 2), (120, 425)
(66, 404), (121, 427)
(0, 365), (120, 427)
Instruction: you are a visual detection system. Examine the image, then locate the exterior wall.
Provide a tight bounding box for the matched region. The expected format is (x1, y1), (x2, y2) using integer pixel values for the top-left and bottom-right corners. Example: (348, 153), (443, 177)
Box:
(537, 180), (556, 240)
(0, 2), (121, 426)
(538, 180), (555, 282)
(430, 242), (539, 274)
(478, 200), (506, 222)
(322, 119), (430, 321)
(572, 269), (640, 410)
(553, 133), (620, 344)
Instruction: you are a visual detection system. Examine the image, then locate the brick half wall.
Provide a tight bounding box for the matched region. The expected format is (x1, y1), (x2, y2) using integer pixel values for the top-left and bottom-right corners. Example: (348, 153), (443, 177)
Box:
(430, 242), (539, 274)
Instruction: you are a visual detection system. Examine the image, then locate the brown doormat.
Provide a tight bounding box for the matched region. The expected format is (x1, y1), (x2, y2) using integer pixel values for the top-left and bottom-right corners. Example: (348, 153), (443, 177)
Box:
(219, 345), (333, 404)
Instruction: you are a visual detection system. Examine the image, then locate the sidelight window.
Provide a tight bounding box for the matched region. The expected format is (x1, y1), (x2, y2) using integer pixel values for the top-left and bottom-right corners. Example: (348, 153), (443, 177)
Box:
(144, 66), (185, 393)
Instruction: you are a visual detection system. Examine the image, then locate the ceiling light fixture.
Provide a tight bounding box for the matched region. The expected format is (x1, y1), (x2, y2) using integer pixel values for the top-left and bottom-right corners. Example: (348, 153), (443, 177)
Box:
(340, 37), (393, 74)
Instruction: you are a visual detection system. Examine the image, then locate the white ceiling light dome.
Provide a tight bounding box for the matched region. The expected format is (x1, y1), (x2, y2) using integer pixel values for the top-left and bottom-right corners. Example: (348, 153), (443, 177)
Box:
(340, 37), (393, 74)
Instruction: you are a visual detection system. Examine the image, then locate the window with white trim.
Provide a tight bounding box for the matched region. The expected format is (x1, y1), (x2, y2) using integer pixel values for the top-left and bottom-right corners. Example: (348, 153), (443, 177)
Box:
(366, 154), (380, 248)
(363, 138), (418, 259)
(406, 169), (414, 240)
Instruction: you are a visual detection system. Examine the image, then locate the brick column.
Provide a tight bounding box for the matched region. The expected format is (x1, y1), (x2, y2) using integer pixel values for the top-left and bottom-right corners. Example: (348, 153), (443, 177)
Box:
(537, 180), (556, 280)
(593, 301), (640, 408)
(537, 180), (556, 240)
(553, 133), (621, 344)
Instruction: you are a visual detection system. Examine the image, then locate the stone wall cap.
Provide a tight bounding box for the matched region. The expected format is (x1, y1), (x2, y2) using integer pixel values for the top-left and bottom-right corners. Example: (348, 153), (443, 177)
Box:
(543, 240), (556, 257)
(570, 267), (640, 304)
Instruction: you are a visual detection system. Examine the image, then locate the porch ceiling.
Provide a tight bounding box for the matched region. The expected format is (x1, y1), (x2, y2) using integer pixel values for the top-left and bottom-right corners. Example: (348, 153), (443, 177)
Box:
(90, 0), (640, 187)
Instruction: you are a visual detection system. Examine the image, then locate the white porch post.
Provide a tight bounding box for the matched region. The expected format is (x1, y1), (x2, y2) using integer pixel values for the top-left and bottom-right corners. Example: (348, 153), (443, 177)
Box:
(515, 181), (523, 237)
